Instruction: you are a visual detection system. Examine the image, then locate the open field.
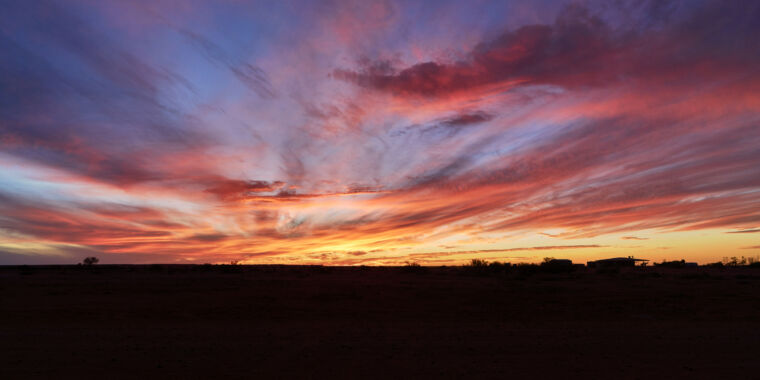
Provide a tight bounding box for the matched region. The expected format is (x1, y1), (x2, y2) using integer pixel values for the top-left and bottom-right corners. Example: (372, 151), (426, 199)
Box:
(1, 265), (759, 379)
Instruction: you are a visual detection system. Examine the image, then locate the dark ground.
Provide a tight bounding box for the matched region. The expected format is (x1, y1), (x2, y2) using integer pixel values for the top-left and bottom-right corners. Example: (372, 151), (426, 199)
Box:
(1, 265), (759, 379)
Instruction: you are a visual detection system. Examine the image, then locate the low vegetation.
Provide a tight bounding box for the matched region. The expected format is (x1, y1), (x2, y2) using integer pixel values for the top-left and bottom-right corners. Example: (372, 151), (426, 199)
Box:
(704, 256), (760, 268)
(82, 257), (99, 265)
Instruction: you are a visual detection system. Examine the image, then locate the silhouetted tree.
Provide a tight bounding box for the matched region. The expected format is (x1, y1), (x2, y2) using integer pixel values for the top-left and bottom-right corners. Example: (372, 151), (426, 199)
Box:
(403, 261), (427, 273)
(469, 259), (489, 267)
(82, 257), (99, 265)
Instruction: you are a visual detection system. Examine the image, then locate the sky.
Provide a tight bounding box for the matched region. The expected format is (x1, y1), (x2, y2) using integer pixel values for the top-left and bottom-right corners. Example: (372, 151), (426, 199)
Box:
(1, 0), (759, 265)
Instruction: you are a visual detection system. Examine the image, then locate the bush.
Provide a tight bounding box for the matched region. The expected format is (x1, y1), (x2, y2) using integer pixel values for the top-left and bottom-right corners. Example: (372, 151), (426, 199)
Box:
(539, 259), (574, 273)
(654, 259), (686, 268)
(469, 259), (489, 267)
(488, 261), (511, 273)
(713, 256), (760, 267)
(82, 257), (99, 265)
(403, 261), (427, 273)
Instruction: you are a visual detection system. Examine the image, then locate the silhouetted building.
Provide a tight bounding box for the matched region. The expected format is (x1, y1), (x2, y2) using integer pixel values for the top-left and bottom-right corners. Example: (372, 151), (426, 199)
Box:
(587, 257), (648, 268)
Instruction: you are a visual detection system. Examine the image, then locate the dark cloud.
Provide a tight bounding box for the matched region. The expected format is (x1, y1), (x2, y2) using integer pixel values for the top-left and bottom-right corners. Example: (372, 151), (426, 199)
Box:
(235, 187), (389, 203)
(332, 4), (611, 96)
(334, 1), (760, 97)
(727, 229), (760, 234)
(440, 112), (494, 127)
(204, 178), (285, 200)
(622, 236), (648, 240)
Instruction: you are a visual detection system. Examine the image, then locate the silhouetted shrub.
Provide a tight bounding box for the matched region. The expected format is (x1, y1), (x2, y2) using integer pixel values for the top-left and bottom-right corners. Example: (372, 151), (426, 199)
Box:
(82, 257), (99, 265)
(469, 259), (489, 267)
(716, 256), (760, 267)
(654, 259), (686, 268)
(723, 256), (746, 266)
(540, 259), (574, 273)
(461, 259), (494, 276)
(458, 259), (514, 276)
(488, 261), (511, 273)
(403, 261), (427, 273)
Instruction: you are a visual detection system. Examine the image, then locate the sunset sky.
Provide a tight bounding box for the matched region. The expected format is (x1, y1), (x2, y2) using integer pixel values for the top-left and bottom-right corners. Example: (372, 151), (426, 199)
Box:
(1, 0), (759, 265)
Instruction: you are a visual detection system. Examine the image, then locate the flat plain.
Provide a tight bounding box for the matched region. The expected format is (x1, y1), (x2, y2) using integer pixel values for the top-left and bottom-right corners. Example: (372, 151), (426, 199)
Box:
(1, 265), (759, 379)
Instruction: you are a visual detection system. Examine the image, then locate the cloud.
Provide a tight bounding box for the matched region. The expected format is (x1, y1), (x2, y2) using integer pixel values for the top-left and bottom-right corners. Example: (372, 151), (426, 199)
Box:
(727, 229), (760, 234)
(332, 5), (612, 96)
(188, 233), (229, 242)
(0, 1), (212, 187)
(179, 29), (276, 99)
(204, 178), (285, 200)
(440, 112), (493, 127)
(334, 1), (760, 98)
(622, 236), (648, 241)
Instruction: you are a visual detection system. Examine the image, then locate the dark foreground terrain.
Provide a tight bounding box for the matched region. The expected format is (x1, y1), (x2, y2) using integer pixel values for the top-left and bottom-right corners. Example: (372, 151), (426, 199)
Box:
(1, 265), (759, 379)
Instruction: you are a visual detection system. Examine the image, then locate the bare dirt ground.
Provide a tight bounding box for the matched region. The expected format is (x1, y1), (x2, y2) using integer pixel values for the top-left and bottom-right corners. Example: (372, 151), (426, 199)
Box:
(1, 265), (759, 379)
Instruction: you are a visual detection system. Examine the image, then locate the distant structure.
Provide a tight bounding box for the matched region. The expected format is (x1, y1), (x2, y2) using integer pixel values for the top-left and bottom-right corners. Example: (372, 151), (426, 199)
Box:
(545, 259), (573, 267)
(653, 259), (700, 268)
(587, 257), (648, 268)
(540, 258), (576, 273)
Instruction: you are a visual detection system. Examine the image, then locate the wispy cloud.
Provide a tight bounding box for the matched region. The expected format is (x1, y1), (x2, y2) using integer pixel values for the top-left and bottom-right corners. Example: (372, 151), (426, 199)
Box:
(727, 229), (760, 234)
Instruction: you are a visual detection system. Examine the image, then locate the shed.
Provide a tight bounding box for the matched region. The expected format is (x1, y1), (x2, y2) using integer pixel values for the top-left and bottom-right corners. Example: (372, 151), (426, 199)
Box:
(587, 257), (648, 268)
(545, 259), (573, 266)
